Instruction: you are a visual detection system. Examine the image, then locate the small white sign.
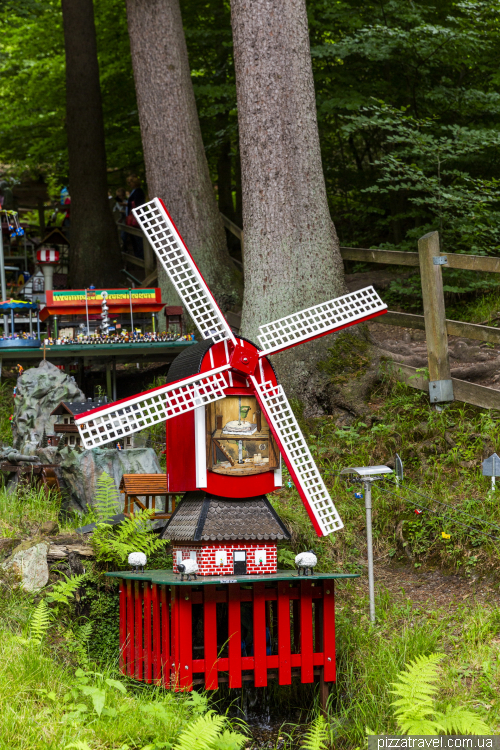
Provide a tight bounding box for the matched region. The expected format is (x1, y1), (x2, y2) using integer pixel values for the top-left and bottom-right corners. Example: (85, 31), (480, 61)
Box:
(255, 549), (267, 566)
(216, 550), (227, 566)
(220, 578), (237, 583)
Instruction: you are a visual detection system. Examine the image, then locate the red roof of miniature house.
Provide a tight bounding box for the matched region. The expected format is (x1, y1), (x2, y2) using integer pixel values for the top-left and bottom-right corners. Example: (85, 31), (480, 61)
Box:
(163, 491), (291, 542)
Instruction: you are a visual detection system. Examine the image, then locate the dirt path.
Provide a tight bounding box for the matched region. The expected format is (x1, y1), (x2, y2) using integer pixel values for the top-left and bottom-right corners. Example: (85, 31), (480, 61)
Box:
(367, 318), (500, 390)
(341, 559), (500, 611)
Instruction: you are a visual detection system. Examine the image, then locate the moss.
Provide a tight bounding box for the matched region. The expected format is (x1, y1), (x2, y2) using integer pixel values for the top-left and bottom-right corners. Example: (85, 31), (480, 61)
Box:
(317, 331), (370, 386)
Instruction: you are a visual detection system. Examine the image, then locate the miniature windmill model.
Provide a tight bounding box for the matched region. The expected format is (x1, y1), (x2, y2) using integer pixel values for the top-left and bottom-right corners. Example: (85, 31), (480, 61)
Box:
(75, 199), (387, 566)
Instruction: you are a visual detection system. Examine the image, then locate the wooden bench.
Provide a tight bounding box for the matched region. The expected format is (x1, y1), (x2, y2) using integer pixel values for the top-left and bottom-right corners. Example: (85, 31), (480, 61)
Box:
(119, 474), (176, 519)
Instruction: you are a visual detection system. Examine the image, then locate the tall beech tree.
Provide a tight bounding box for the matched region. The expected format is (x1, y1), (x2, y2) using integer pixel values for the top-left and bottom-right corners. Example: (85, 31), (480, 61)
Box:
(231, 0), (351, 414)
(125, 0), (241, 313)
(61, 0), (123, 288)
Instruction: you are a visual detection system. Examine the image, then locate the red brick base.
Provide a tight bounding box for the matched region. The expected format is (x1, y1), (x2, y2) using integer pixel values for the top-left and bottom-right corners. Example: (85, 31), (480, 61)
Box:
(173, 541), (277, 576)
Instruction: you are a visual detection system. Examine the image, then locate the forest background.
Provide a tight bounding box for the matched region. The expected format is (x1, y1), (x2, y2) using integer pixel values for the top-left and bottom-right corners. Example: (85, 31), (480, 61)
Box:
(2, 0), (500, 305)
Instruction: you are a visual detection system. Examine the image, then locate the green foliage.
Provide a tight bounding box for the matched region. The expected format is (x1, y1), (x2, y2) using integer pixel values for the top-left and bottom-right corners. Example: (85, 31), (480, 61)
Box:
(94, 472), (120, 523)
(318, 331), (370, 386)
(391, 652), (491, 735)
(45, 573), (86, 609)
(29, 599), (51, 645)
(301, 715), (329, 750)
(0, 0), (142, 184)
(173, 712), (247, 750)
(91, 509), (164, 565)
(277, 548), (296, 569)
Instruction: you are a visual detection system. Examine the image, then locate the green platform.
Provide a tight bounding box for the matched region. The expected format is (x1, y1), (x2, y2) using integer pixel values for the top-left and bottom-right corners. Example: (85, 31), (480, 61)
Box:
(106, 569), (359, 586)
(0, 339), (195, 366)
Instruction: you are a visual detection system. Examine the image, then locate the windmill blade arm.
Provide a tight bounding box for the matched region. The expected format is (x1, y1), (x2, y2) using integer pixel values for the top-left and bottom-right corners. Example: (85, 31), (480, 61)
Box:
(251, 377), (343, 537)
(133, 198), (236, 345)
(75, 366), (230, 450)
(258, 286), (387, 357)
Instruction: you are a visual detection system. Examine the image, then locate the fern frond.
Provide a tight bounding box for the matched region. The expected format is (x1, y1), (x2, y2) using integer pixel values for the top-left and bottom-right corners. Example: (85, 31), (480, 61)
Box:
(396, 717), (441, 736)
(174, 711), (226, 750)
(92, 507), (164, 564)
(46, 573), (86, 606)
(301, 715), (329, 750)
(436, 705), (491, 735)
(95, 471), (120, 522)
(390, 653), (443, 712)
(71, 621), (93, 666)
(30, 600), (52, 644)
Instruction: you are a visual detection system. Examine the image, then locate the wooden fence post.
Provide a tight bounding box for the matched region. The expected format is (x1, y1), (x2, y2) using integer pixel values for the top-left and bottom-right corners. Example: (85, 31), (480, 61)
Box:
(418, 231), (454, 404)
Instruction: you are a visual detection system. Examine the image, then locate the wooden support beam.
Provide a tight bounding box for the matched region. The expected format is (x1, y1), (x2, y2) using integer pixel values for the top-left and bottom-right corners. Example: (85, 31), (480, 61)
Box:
(418, 232), (453, 401)
(381, 311), (500, 345)
(340, 246), (500, 273)
(340, 247), (419, 266)
(391, 362), (500, 410)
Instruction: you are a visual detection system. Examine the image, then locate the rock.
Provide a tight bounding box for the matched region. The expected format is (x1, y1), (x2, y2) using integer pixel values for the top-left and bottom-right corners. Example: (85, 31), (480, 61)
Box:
(40, 521), (59, 536)
(2, 541), (49, 591)
(12, 360), (85, 454)
(59, 446), (162, 513)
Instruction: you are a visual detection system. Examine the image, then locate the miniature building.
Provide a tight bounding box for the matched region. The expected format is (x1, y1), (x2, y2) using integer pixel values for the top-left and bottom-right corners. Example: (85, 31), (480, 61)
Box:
(166, 491), (290, 576)
(50, 397), (117, 448)
(164, 305), (183, 336)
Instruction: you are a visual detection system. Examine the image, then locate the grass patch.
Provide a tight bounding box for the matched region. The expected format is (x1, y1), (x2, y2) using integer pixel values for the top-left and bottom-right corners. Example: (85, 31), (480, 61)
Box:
(0, 627), (246, 750)
(271, 380), (500, 577)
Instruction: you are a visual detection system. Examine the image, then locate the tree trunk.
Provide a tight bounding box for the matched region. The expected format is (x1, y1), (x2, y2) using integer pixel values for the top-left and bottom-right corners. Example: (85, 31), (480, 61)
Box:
(231, 0), (347, 415)
(61, 0), (123, 288)
(125, 0), (241, 315)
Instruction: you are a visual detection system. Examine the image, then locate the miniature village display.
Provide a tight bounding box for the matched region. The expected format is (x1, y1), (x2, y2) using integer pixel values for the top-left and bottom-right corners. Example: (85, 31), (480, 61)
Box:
(75, 198), (388, 693)
(0, 299), (41, 347)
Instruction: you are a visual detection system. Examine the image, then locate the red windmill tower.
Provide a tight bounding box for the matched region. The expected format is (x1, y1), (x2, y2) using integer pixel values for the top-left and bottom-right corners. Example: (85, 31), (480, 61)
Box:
(75, 199), (387, 693)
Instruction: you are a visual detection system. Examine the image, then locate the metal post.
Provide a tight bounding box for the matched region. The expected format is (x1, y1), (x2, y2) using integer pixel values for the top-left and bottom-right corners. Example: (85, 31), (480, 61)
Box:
(54, 315), (58, 339)
(36, 308), (40, 340)
(112, 358), (117, 401)
(0, 216), (8, 335)
(129, 289), (134, 335)
(10, 308), (14, 337)
(364, 480), (376, 623)
(29, 308), (33, 336)
(106, 363), (112, 401)
(85, 289), (89, 336)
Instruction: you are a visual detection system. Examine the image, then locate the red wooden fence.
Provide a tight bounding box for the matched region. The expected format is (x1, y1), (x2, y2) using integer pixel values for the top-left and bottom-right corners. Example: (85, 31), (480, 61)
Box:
(119, 578), (336, 691)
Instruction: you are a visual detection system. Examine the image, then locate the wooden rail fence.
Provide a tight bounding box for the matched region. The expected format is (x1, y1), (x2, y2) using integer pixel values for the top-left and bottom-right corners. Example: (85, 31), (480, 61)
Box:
(222, 218), (500, 410)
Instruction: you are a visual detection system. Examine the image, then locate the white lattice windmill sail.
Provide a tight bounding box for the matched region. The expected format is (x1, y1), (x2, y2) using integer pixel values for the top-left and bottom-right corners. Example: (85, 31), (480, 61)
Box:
(132, 198), (236, 345)
(251, 377), (343, 537)
(75, 367), (229, 450)
(258, 286), (387, 357)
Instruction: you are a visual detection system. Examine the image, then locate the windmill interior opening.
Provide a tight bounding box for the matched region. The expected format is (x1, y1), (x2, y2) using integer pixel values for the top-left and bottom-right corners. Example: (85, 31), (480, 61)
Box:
(207, 395), (279, 477)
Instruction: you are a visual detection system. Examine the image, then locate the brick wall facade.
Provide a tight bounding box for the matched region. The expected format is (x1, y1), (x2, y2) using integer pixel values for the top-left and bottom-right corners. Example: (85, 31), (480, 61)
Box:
(172, 541), (277, 576)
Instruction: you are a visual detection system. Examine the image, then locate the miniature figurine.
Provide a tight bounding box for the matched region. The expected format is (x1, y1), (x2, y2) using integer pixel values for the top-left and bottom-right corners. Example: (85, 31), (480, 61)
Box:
(295, 550), (318, 577)
(128, 551), (147, 573)
(176, 558), (199, 581)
